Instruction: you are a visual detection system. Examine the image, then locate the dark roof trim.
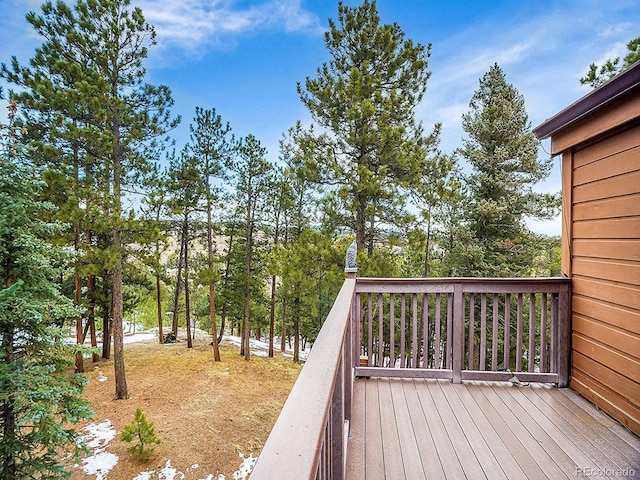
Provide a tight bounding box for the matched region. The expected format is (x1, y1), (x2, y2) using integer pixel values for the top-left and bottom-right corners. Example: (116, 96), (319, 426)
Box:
(533, 60), (640, 140)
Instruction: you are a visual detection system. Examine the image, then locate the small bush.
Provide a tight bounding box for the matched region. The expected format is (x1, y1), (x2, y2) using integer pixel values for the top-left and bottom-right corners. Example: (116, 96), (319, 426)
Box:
(120, 408), (161, 462)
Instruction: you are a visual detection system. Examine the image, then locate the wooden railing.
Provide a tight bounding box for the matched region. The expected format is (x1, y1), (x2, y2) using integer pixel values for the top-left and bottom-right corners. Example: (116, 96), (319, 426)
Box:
(250, 274), (358, 480)
(250, 276), (571, 480)
(355, 278), (571, 386)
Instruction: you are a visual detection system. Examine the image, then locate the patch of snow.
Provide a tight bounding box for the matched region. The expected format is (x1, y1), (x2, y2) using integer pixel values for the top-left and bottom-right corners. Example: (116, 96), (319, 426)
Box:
(78, 420), (118, 480)
(81, 451), (118, 480)
(232, 453), (257, 480)
(132, 471), (154, 480)
(98, 371), (107, 382)
(81, 420), (116, 450)
(158, 460), (185, 480)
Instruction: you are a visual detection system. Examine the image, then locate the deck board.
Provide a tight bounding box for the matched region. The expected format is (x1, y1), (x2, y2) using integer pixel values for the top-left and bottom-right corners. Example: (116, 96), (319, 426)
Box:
(346, 378), (640, 480)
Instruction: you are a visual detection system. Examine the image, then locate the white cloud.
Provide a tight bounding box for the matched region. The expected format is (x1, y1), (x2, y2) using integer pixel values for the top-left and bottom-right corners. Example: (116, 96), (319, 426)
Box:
(134, 0), (323, 53)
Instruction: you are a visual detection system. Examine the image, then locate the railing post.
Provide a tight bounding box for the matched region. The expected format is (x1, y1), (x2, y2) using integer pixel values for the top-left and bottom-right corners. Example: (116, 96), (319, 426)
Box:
(452, 282), (464, 383)
(331, 352), (344, 480)
(557, 282), (572, 387)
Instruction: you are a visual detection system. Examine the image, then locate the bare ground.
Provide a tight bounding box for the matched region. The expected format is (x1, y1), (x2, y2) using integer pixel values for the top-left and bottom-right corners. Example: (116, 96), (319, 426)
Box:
(69, 335), (301, 479)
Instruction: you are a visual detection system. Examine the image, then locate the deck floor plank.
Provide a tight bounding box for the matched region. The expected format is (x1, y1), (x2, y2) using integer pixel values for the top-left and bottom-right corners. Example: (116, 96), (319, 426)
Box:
(448, 380), (529, 480)
(435, 379), (509, 480)
(346, 378), (639, 479)
(388, 379), (426, 480)
(377, 379), (406, 480)
(346, 378), (366, 480)
(511, 381), (635, 474)
(402, 379), (447, 479)
(426, 379), (488, 478)
(412, 378), (467, 479)
(364, 378), (385, 479)
(464, 382), (556, 480)
(477, 382), (576, 478)
(557, 387), (640, 456)
(535, 386), (640, 471)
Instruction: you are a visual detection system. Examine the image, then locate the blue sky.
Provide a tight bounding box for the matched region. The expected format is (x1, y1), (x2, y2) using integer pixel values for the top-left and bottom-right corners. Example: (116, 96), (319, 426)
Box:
(1, 0), (639, 236)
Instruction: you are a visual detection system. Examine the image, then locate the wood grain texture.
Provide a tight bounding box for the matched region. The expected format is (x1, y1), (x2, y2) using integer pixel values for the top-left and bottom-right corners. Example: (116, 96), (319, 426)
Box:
(345, 378), (640, 479)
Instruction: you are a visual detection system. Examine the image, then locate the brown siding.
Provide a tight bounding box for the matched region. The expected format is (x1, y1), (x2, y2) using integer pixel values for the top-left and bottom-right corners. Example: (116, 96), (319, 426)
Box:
(568, 123), (640, 435)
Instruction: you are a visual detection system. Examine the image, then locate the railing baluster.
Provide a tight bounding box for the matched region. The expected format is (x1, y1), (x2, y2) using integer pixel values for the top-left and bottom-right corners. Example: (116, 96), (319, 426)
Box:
(378, 294), (384, 367)
(468, 294), (475, 370)
(446, 293), (453, 370)
(367, 294), (373, 367)
(550, 293), (558, 374)
(492, 293), (499, 371)
(516, 293), (523, 372)
(412, 294), (418, 368)
(434, 293), (441, 369)
(541, 293), (548, 373)
(422, 293), (428, 368)
(400, 294), (406, 368)
(480, 293), (487, 371)
(529, 293), (536, 372)
(389, 294), (395, 368)
(503, 293), (511, 371)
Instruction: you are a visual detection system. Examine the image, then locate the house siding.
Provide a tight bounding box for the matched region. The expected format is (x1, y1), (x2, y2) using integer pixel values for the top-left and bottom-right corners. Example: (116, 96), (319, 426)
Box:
(566, 123), (640, 435)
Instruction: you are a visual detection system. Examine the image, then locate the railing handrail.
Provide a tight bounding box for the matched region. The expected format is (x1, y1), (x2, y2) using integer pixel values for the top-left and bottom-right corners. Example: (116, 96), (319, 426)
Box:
(250, 277), (356, 480)
(356, 276), (570, 293)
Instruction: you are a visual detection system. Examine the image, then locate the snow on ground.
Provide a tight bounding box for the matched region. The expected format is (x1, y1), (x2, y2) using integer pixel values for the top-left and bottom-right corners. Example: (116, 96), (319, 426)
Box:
(77, 420), (119, 480)
(79, 421), (255, 480)
(74, 328), (307, 479)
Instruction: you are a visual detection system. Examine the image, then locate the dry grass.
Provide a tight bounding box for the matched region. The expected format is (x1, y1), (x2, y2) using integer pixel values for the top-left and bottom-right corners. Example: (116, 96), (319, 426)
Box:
(70, 335), (301, 479)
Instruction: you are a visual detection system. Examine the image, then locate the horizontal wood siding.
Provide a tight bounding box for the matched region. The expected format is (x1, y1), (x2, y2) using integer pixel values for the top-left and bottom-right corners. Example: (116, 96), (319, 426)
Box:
(570, 123), (640, 435)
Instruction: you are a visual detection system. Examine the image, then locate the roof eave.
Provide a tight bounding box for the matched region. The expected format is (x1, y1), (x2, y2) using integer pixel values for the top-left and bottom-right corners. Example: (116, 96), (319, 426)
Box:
(533, 60), (640, 140)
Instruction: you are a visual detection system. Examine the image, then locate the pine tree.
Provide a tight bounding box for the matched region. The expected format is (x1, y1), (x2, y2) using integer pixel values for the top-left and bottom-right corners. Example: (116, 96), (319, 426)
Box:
(2, 0), (179, 399)
(581, 37), (640, 88)
(296, 0), (438, 254)
(226, 135), (273, 360)
(186, 107), (235, 360)
(0, 97), (93, 480)
(120, 408), (160, 462)
(457, 64), (558, 277)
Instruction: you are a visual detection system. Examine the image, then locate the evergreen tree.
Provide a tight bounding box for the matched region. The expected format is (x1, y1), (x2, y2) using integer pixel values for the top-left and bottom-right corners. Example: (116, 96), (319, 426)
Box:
(186, 107), (235, 360)
(227, 135), (273, 360)
(581, 37), (640, 88)
(295, 0), (438, 254)
(0, 98), (93, 479)
(2, 0), (179, 399)
(167, 150), (206, 348)
(457, 64), (558, 277)
(120, 408), (160, 462)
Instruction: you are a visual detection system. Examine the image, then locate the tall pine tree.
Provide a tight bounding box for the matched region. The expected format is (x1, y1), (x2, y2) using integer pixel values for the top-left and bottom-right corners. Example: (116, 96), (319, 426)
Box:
(0, 97), (92, 480)
(457, 64), (558, 277)
(2, 0), (179, 399)
(295, 0), (438, 255)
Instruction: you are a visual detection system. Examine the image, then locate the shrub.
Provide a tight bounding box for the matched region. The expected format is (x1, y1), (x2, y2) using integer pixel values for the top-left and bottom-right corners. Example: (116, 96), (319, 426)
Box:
(120, 408), (161, 462)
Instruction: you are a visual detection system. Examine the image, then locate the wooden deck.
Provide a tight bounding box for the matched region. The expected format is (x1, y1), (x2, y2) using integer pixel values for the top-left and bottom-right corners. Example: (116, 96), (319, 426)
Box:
(346, 378), (640, 479)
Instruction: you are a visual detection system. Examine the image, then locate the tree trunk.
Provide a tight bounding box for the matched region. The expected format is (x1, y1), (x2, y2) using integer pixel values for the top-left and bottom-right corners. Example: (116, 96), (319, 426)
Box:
(280, 302), (287, 352)
(112, 228), (128, 399)
(172, 229), (186, 336)
(424, 213), (432, 277)
(206, 161), (221, 360)
(183, 217), (192, 349)
(293, 298), (300, 362)
(269, 275), (276, 357)
(87, 273), (99, 362)
(102, 300), (111, 359)
(156, 272), (163, 344)
(242, 223), (253, 361)
(74, 268), (84, 373)
(112, 111), (128, 400)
